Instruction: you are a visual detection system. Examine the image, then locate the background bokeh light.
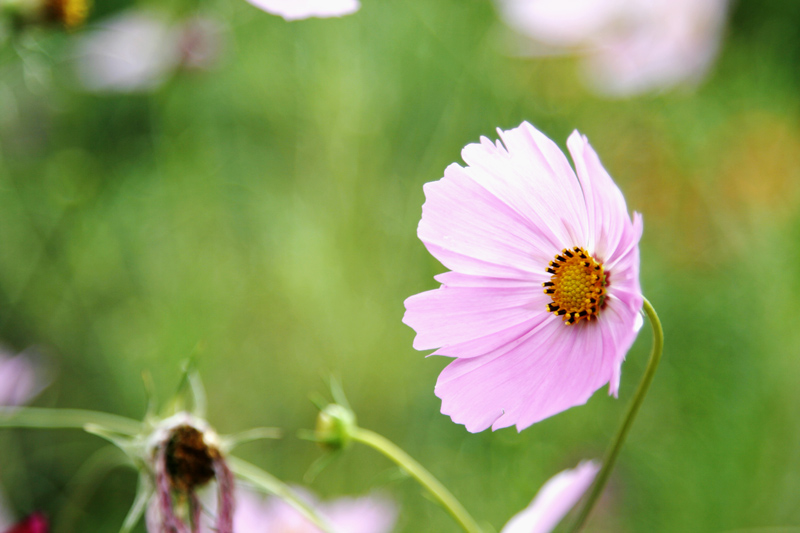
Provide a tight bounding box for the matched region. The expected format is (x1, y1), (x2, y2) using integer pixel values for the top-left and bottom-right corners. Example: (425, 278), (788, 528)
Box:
(1, 0), (800, 531)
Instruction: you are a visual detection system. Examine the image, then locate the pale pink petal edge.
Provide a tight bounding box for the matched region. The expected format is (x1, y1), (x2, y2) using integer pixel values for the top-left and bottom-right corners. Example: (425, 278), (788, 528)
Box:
(501, 460), (600, 533)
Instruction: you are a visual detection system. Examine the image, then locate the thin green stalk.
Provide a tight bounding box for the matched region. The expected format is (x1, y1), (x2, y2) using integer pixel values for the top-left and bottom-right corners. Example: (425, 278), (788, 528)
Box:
(351, 427), (483, 533)
(567, 297), (664, 532)
(0, 407), (142, 435)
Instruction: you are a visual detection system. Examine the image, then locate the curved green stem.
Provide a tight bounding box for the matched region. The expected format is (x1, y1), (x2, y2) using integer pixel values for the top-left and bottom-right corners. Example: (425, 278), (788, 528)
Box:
(351, 427), (483, 533)
(0, 407), (142, 435)
(567, 297), (664, 532)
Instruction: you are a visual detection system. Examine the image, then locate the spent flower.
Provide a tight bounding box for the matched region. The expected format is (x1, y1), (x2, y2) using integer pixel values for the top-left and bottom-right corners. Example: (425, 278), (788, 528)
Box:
(404, 121), (643, 432)
(143, 413), (235, 533)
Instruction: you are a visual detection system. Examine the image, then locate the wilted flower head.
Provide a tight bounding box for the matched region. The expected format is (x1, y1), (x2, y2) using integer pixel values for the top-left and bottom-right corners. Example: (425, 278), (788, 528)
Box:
(234, 486), (397, 533)
(244, 0), (359, 21)
(0, 349), (46, 407)
(144, 413), (234, 533)
(404, 121), (643, 432)
(502, 461), (598, 533)
(73, 10), (224, 93)
(496, 0), (729, 96)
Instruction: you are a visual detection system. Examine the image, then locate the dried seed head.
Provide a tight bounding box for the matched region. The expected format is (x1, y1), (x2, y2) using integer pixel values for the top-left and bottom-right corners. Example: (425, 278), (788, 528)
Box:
(150, 415), (235, 533)
(165, 424), (217, 492)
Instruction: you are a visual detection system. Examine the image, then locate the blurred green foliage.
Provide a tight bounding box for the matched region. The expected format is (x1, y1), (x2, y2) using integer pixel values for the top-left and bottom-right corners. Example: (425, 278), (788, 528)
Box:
(1, 0), (800, 531)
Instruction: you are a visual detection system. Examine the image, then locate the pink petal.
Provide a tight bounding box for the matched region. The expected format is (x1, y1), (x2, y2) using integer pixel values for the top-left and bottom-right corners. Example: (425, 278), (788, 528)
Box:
(403, 285), (549, 352)
(501, 461), (599, 533)
(430, 316), (549, 359)
(435, 316), (629, 432)
(566, 131), (628, 264)
(433, 272), (542, 288)
(419, 163), (557, 278)
(459, 122), (589, 248)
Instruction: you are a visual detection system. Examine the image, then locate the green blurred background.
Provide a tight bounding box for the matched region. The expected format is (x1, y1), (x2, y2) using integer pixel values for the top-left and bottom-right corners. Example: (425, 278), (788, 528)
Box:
(1, 0), (800, 531)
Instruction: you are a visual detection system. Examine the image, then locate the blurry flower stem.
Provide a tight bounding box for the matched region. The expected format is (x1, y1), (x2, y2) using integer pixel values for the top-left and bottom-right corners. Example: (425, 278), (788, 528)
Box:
(351, 426), (483, 533)
(567, 297), (664, 532)
(227, 456), (334, 532)
(0, 407), (141, 435)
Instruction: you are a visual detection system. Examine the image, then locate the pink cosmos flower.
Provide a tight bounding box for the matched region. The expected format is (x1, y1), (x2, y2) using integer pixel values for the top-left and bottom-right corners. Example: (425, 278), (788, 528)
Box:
(495, 0), (729, 96)
(234, 487), (397, 533)
(244, 0), (359, 21)
(501, 461), (599, 533)
(403, 121), (643, 432)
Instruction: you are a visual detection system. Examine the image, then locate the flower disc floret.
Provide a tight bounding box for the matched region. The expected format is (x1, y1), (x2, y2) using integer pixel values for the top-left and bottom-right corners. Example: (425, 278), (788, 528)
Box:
(544, 247), (606, 325)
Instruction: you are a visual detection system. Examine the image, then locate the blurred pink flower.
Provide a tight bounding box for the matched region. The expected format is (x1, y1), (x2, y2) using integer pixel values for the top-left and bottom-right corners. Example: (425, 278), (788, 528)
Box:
(234, 487), (397, 533)
(0, 350), (45, 407)
(501, 461), (599, 533)
(244, 0), (359, 20)
(403, 122), (643, 432)
(74, 11), (224, 93)
(496, 0), (729, 96)
(3, 513), (48, 533)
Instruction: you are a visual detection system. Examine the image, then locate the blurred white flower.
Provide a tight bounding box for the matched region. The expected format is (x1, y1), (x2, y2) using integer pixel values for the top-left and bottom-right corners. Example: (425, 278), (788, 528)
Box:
(74, 12), (178, 93)
(0, 349), (46, 407)
(234, 487), (397, 533)
(496, 0), (729, 96)
(74, 11), (224, 93)
(244, 0), (359, 21)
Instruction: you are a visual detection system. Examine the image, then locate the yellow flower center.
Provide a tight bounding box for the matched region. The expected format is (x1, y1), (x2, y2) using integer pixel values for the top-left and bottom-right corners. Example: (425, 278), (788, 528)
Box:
(543, 247), (607, 326)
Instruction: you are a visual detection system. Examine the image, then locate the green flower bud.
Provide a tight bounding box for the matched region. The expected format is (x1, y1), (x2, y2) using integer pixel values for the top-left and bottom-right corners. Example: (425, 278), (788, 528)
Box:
(314, 403), (356, 451)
